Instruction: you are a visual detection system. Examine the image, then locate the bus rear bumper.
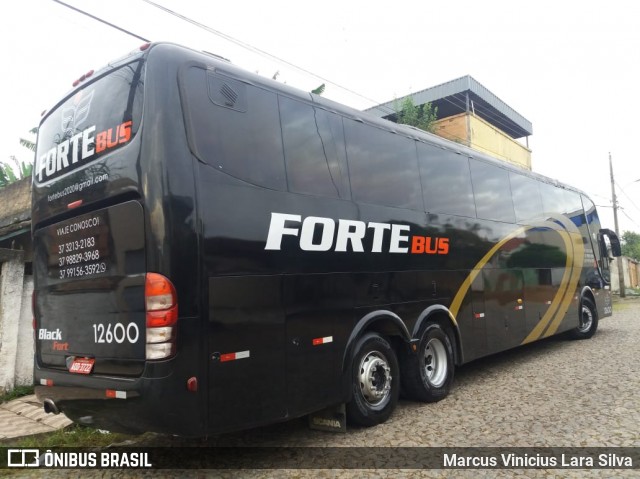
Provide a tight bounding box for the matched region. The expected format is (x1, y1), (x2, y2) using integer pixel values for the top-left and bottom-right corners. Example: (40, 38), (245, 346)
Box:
(34, 367), (203, 436)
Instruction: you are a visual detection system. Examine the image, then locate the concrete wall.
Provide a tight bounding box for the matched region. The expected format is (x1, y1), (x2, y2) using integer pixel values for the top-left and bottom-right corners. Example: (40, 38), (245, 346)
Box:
(0, 250), (33, 391)
(16, 276), (34, 386)
(610, 256), (640, 293)
(0, 177), (34, 392)
(433, 112), (532, 170)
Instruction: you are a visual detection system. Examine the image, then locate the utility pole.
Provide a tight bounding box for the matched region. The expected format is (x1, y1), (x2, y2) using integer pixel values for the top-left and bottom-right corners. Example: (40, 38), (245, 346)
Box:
(609, 152), (626, 298)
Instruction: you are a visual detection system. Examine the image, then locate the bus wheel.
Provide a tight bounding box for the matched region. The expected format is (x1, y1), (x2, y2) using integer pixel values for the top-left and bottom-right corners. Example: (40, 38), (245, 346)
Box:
(346, 333), (400, 427)
(401, 322), (454, 402)
(569, 297), (598, 339)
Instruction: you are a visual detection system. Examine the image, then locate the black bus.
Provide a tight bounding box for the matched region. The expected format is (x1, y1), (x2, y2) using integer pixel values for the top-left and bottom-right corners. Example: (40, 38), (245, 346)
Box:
(32, 42), (621, 436)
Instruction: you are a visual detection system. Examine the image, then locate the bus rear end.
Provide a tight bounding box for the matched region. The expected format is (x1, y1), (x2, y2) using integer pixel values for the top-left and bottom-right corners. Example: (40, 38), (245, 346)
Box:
(32, 44), (203, 436)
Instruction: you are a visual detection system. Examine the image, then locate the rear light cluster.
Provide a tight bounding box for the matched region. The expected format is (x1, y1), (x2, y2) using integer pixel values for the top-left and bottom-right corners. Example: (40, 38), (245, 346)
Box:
(145, 273), (178, 360)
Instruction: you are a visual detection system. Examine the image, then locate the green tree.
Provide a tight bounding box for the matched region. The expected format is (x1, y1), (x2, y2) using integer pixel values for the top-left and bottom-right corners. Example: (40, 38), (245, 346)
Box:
(621, 231), (640, 261)
(19, 127), (37, 153)
(394, 97), (438, 133)
(1, 127), (36, 188)
(0, 156), (32, 188)
(0, 161), (18, 188)
(311, 83), (325, 95)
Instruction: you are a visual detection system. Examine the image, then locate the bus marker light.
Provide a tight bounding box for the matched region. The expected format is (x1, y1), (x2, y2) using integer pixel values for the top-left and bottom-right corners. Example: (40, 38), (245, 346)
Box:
(312, 336), (333, 346)
(40, 379), (53, 386)
(106, 390), (127, 399)
(220, 350), (250, 362)
(474, 313), (485, 319)
(67, 200), (83, 209)
(187, 377), (198, 392)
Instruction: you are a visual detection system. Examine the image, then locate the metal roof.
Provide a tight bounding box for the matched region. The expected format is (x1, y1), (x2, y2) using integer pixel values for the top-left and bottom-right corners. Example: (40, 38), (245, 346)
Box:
(365, 75), (532, 139)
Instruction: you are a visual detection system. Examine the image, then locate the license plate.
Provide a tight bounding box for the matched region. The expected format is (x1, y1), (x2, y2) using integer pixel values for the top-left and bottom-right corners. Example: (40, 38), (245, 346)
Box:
(68, 358), (95, 374)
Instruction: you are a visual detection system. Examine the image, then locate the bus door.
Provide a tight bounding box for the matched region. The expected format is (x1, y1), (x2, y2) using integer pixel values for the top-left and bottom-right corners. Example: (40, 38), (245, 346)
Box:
(207, 275), (287, 431)
(483, 269), (526, 351)
(465, 273), (488, 360)
(523, 268), (556, 336)
(284, 274), (344, 417)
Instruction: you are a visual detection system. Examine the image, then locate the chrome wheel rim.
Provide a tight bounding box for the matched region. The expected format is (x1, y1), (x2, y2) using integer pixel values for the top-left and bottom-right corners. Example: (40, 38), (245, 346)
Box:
(423, 338), (448, 387)
(358, 351), (392, 407)
(578, 305), (593, 333)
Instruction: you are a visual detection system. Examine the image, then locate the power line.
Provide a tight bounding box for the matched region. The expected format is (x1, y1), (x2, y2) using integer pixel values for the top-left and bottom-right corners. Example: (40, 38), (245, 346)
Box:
(620, 208), (640, 230)
(54, 0), (531, 156)
(52, 0), (149, 42)
(140, 0), (395, 114)
(616, 181), (640, 216)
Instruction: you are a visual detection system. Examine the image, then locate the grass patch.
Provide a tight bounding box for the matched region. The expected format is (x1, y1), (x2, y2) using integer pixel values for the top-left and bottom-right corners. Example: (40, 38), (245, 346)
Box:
(0, 385), (34, 404)
(8, 424), (140, 448)
(613, 295), (640, 311)
(613, 301), (629, 312)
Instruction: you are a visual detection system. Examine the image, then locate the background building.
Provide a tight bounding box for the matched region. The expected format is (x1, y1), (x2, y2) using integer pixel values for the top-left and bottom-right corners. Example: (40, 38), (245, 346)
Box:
(0, 177), (33, 391)
(366, 75), (533, 170)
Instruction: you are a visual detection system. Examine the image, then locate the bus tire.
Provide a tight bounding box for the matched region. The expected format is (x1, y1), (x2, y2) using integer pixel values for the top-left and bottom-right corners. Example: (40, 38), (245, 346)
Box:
(569, 297), (598, 339)
(346, 333), (400, 427)
(401, 322), (454, 403)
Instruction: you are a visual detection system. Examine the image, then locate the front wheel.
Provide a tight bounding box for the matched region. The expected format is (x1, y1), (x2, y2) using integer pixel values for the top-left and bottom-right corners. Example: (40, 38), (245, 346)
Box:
(569, 297), (598, 339)
(346, 333), (400, 427)
(401, 322), (455, 402)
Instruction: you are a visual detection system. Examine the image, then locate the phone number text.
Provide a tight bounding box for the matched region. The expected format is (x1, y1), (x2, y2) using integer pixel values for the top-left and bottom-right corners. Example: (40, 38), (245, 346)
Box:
(59, 262), (107, 279)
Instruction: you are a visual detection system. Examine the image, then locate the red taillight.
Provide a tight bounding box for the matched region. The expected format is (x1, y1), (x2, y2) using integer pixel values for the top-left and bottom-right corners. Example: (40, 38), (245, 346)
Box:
(145, 273), (178, 360)
(146, 308), (178, 328)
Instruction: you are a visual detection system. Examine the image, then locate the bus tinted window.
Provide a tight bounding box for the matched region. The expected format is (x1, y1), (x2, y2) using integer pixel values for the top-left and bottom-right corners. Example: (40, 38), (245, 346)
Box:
(345, 120), (421, 209)
(470, 160), (515, 223)
(279, 97), (348, 199)
(582, 195), (605, 261)
(539, 182), (568, 216)
(510, 173), (543, 223)
(418, 143), (474, 217)
(564, 191), (584, 217)
(183, 68), (286, 190)
(35, 60), (144, 183)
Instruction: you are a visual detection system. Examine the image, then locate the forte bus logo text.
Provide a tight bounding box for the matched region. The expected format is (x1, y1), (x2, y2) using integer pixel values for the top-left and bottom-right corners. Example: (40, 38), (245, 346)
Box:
(36, 121), (132, 182)
(265, 212), (449, 255)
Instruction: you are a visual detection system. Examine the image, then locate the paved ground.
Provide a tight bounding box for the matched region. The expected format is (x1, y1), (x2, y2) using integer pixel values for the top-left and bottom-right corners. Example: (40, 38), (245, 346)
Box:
(3, 297), (639, 478)
(0, 394), (71, 440)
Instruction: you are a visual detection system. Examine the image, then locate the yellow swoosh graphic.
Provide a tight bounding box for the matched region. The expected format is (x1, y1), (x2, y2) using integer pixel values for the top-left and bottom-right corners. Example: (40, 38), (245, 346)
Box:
(449, 215), (584, 346)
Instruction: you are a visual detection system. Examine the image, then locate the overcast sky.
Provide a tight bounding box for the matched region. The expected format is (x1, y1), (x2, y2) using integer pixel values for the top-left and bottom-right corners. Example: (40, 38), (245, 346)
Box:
(2, 0), (639, 233)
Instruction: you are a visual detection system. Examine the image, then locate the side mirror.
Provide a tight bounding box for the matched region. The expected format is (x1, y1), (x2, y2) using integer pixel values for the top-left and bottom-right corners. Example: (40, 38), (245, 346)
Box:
(599, 228), (622, 257)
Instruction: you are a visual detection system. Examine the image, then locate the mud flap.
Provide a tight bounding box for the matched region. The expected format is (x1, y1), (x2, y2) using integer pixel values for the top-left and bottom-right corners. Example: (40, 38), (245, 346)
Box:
(308, 403), (347, 433)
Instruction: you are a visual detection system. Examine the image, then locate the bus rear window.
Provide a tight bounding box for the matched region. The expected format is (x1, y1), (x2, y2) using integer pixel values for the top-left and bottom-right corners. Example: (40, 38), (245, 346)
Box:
(35, 60), (144, 184)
